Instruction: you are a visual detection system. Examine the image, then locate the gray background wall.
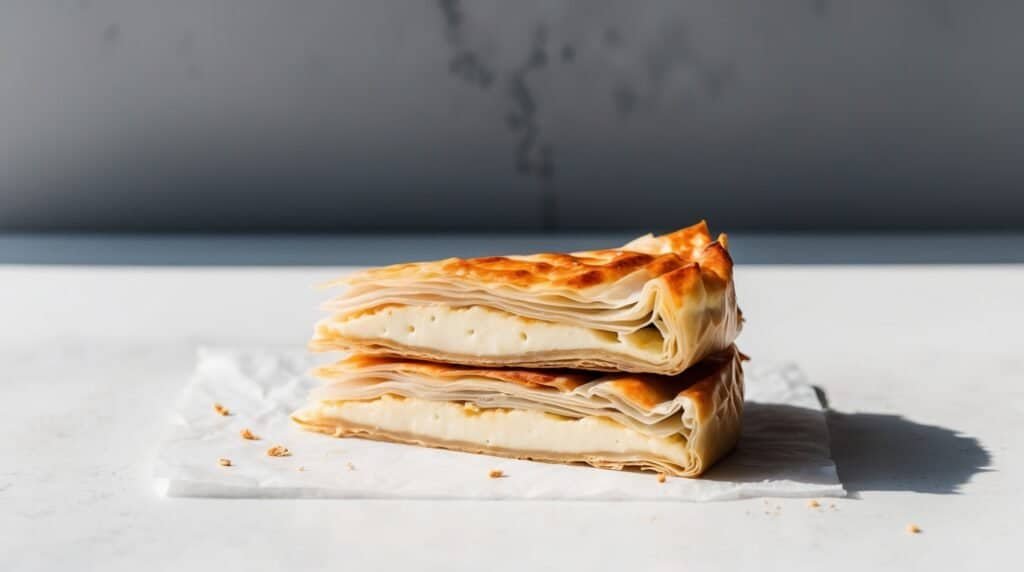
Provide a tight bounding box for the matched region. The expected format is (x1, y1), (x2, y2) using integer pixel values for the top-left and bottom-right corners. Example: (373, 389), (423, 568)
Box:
(1, 1), (1022, 232)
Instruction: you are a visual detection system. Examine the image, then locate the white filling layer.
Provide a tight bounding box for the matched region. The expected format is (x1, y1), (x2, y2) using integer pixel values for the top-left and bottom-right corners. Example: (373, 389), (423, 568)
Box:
(331, 304), (666, 360)
(313, 394), (688, 462)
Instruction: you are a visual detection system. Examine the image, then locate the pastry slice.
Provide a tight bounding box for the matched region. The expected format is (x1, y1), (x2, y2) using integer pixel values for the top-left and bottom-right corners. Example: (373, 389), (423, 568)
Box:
(292, 345), (744, 477)
(311, 221), (741, 375)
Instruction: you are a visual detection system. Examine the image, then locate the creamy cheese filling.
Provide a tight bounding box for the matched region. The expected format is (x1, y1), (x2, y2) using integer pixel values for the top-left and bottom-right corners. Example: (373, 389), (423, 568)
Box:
(329, 304), (667, 360)
(312, 394), (689, 462)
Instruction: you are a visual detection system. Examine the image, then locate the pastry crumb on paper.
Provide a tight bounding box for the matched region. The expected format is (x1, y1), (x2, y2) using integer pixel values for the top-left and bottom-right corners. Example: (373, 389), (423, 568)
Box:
(807, 499), (820, 508)
(213, 403), (230, 416)
(266, 445), (291, 457)
(906, 524), (922, 534)
(656, 473), (667, 483)
(488, 469), (505, 479)
(218, 458), (232, 467)
(240, 428), (259, 440)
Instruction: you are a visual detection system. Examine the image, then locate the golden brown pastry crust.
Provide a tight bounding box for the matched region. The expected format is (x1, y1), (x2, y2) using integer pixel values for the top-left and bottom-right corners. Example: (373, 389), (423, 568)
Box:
(315, 355), (593, 391)
(311, 221), (742, 375)
(344, 221), (732, 291)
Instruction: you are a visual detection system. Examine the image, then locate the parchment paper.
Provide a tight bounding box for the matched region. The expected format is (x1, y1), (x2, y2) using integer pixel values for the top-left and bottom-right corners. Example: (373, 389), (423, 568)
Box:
(154, 348), (845, 501)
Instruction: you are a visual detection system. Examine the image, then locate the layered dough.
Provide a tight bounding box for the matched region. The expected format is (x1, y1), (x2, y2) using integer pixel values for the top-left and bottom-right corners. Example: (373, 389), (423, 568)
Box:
(329, 304), (667, 362)
(292, 345), (744, 477)
(311, 221), (742, 375)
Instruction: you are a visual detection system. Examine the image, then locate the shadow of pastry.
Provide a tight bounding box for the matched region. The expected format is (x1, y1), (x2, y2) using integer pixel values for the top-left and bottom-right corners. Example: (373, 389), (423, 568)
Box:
(826, 409), (991, 495)
(815, 383), (991, 495)
(700, 388), (991, 497)
(702, 402), (842, 487)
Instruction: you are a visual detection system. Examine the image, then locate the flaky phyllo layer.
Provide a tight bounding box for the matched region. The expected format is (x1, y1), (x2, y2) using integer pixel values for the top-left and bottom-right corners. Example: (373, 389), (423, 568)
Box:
(292, 345), (744, 477)
(311, 221), (742, 375)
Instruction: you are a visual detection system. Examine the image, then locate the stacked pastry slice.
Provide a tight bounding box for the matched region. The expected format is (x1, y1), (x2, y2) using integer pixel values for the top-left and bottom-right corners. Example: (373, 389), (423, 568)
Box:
(294, 221), (745, 477)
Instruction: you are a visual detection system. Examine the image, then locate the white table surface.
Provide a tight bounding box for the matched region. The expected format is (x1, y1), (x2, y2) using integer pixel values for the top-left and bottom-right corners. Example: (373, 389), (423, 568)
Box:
(1, 263), (1020, 571)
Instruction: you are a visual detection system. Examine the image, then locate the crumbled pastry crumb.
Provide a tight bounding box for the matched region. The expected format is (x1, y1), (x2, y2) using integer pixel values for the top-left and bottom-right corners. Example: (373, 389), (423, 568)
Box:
(906, 524), (922, 534)
(807, 499), (820, 508)
(463, 402), (481, 414)
(489, 469), (505, 479)
(213, 403), (230, 416)
(346, 462), (356, 471)
(218, 458), (232, 467)
(266, 445), (291, 457)
(239, 428), (259, 440)
(656, 473), (667, 483)
(296, 466), (305, 472)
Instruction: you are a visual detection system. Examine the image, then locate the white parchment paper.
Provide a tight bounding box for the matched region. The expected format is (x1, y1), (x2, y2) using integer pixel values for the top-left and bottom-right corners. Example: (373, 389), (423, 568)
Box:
(154, 348), (845, 501)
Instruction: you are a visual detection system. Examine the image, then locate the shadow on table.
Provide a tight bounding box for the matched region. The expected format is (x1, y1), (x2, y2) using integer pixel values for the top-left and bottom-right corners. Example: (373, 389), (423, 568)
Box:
(815, 385), (992, 495)
(702, 391), (991, 497)
(825, 409), (991, 495)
